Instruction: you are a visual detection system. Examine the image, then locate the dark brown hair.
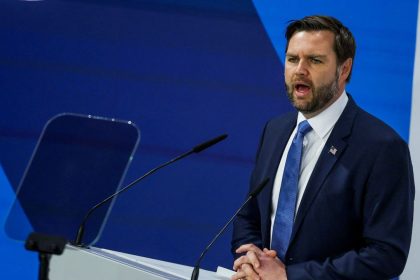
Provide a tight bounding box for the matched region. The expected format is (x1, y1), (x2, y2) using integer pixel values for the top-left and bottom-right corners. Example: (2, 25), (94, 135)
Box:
(285, 15), (356, 82)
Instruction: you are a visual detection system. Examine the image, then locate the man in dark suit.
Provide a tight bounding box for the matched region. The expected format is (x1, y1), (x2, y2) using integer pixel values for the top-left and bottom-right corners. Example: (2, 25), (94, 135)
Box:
(231, 15), (415, 280)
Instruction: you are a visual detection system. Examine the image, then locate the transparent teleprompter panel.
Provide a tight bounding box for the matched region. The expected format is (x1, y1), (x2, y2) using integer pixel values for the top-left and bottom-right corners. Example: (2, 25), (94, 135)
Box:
(5, 113), (139, 245)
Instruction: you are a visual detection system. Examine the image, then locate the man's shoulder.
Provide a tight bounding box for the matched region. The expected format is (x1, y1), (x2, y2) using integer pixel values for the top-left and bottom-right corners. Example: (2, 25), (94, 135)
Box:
(329, 95), (406, 145)
(266, 111), (297, 129)
(354, 106), (405, 144)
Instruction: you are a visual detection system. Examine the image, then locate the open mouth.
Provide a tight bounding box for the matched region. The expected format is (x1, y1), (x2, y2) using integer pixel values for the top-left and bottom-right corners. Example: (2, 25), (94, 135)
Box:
(294, 82), (311, 96)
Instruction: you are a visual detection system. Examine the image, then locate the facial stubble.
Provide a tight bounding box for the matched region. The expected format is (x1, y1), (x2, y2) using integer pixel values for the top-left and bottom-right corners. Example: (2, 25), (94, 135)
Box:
(285, 69), (340, 115)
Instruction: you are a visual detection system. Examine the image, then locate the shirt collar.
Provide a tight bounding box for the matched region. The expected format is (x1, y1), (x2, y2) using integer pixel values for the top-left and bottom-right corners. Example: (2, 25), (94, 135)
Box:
(297, 90), (348, 140)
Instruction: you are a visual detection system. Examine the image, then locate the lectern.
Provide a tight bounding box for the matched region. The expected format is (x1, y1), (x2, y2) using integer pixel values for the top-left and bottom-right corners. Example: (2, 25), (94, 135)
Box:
(50, 245), (225, 280)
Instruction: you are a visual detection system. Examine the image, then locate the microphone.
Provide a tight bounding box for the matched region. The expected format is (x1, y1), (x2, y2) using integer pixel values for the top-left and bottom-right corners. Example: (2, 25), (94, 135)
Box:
(190, 177), (270, 280)
(74, 134), (228, 246)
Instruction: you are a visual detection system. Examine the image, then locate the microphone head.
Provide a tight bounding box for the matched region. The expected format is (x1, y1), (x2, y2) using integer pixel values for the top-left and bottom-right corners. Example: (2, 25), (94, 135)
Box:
(249, 177), (270, 198)
(192, 134), (228, 153)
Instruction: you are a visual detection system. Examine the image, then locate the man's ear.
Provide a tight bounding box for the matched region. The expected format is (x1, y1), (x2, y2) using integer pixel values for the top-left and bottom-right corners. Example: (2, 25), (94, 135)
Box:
(339, 58), (352, 82)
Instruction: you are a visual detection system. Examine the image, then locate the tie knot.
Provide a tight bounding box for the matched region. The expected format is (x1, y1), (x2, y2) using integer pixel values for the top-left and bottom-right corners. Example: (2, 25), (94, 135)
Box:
(297, 120), (312, 136)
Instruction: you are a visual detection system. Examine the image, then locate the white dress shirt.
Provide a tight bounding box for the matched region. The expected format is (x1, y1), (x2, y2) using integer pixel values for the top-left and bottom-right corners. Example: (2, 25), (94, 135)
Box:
(270, 91), (349, 240)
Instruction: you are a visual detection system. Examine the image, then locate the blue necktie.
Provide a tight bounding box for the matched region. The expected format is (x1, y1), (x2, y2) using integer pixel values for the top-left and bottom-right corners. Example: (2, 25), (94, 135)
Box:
(271, 120), (312, 261)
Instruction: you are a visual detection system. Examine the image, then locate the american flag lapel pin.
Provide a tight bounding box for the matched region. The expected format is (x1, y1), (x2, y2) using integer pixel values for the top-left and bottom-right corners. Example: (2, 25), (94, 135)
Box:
(329, 146), (337, 156)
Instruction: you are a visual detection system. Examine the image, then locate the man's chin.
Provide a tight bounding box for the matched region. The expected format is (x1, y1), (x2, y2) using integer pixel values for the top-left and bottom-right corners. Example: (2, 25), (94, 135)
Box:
(292, 98), (313, 112)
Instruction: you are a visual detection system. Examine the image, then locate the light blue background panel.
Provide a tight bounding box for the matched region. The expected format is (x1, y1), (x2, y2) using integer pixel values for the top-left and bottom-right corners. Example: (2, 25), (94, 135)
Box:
(0, 165), (37, 279)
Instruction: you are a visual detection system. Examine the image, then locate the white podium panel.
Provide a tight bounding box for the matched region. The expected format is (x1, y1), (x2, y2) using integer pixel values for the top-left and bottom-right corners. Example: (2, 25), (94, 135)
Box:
(50, 245), (227, 280)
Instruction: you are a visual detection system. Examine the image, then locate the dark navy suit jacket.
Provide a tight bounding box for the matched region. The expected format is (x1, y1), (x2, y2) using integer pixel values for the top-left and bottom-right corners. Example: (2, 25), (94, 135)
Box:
(231, 96), (415, 279)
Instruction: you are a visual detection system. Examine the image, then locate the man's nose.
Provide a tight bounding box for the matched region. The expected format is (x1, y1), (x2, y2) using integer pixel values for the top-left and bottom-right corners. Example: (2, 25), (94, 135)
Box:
(295, 60), (309, 76)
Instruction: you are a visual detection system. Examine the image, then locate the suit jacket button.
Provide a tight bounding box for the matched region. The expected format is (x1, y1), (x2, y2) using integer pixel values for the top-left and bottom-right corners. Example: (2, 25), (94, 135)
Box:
(288, 257), (294, 262)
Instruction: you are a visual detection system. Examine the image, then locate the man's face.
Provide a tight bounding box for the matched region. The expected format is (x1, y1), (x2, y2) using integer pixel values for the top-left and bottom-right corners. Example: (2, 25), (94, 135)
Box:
(285, 30), (347, 117)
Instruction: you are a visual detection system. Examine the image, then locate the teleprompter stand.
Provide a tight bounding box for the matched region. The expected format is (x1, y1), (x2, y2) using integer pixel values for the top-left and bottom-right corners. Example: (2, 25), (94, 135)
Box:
(25, 232), (67, 280)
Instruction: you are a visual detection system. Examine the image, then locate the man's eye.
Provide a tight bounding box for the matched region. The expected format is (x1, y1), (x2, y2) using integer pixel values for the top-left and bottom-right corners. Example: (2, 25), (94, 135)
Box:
(287, 57), (298, 63)
(311, 58), (322, 64)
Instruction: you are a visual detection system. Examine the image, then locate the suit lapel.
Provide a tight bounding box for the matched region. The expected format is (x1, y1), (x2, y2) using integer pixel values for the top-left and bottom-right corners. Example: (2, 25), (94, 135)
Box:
(289, 97), (359, 244)
(266, 117), (297, 182)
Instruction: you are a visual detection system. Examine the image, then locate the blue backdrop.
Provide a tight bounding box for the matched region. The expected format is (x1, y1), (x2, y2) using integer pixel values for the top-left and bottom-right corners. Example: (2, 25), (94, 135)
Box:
(0, 0), (417, 279)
